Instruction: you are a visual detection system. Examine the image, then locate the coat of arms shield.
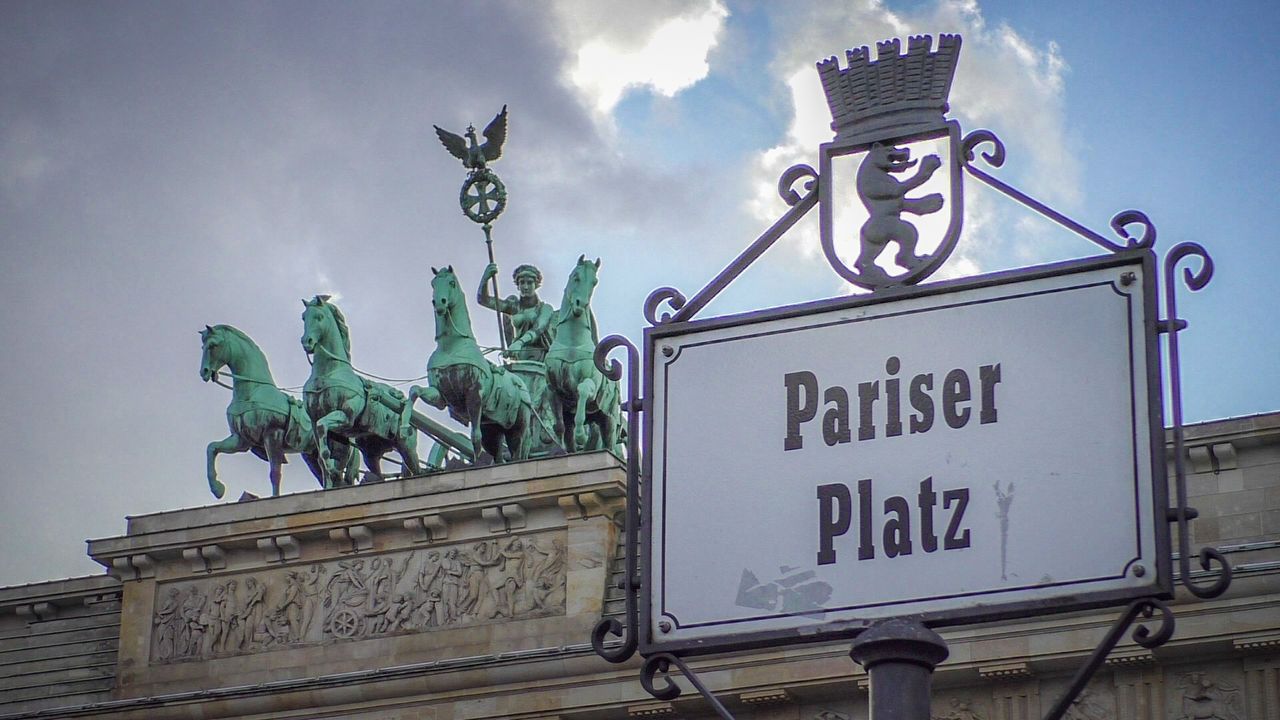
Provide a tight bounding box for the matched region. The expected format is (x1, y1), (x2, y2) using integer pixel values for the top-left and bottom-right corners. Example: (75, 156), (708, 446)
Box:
(816, 35), (965, 290)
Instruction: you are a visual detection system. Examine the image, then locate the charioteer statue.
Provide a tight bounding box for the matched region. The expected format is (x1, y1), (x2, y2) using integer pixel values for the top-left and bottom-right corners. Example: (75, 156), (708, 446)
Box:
(477, 262), (555, 361)
(477, 261), (561, 454)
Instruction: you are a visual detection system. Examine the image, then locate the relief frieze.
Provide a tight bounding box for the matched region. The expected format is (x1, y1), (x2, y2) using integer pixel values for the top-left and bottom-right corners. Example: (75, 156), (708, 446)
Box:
(151, 531), (567, 663)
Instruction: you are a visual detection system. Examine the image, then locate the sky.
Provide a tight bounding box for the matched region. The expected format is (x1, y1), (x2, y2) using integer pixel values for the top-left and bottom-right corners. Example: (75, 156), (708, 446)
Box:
(2, 1), (1278, 585)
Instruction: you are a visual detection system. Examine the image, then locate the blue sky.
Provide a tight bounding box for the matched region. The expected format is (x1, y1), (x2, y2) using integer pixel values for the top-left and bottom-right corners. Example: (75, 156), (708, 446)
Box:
(2, 1), (1277, 584)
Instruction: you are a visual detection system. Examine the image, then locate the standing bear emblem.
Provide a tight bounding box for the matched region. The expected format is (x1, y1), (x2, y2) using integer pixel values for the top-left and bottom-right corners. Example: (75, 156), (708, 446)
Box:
(855, 143), (945, 277)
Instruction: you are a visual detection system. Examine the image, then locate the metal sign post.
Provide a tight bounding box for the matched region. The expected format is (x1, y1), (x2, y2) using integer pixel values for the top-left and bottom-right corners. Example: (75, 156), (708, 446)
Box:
(590, 33), (1231, 720)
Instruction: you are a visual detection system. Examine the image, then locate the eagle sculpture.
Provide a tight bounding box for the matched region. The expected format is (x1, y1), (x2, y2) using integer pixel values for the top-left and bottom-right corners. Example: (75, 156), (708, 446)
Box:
(434, 105), (508, 171)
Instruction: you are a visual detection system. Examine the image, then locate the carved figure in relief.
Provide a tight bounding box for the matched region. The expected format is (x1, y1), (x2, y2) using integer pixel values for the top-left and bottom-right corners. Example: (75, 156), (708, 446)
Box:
(180, 587), (206, 658)
(300, 563), (324, 638)
(276, 571), (305, 643)
(153, 588), (181, 661)
(528, 538), (566, 610)
(363, 555), (412, 629)
(240, 578), (266, 649)
(218, 579), (242, 653)
(934, 697), (984, 720)
(458, 545), (490, 617)
(475, 537), (528, 618)
(441, 548), (465, 623)
(205, 582), (229, 654)
(151, 534), (568, 663)
(380, 593), (414, 633)
(1178, 673), (1241, 720)
(854, 143), (943, 277)
(260, 607), (292, 647)
(323, 559), (370, 638)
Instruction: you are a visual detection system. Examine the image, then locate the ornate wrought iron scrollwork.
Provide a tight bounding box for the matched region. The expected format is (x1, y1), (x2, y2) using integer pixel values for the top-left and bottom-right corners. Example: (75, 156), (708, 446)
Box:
(959, 129), (1158, 255)
(644, 287), (688, 327)
(590, 334), (642, 663)
(650, 164), (819, 326)
(1042, 598), (1175, 720)
(778, 163), (819, 207)
(642, 653), (737, 720)
(1109, 210), (1157, 251)
(961, 129), (1006, 168)
(1161, 243), (1232, 599)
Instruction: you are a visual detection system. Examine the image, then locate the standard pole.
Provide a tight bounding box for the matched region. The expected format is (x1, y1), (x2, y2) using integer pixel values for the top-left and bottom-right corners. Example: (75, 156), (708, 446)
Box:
(481, 222), (507, 350)
(849, 618), (949, 720)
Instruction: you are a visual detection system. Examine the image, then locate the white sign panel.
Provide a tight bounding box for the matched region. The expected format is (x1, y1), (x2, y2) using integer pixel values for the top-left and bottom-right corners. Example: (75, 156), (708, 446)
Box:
(645, 255), (1166, 652)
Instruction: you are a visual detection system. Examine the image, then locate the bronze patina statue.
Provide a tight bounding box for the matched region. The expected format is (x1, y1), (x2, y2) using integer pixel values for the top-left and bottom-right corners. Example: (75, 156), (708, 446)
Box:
(301, 295), (422, 483)
(405, 266), (533, 464)
(478, 261), (562, 455)
(477, 262), (555, 361)
(200, 324), (357, 498)
(546, 256), (622, 454)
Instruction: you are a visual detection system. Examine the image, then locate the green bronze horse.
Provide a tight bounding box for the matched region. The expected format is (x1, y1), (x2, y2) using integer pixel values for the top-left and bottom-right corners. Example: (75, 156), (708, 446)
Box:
(200, 324), (354, 498)
(546, 256), (622, 453)
(301, 296), (421, 483)
(405, 266), (533, 464)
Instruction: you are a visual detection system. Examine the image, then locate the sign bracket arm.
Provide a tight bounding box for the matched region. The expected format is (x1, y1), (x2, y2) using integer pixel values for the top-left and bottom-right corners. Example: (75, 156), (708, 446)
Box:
(642, 652), (738, 720)
(590, 334), (643, 663)
(1160, 243), (1232, 599)
(645, 165), (819, 327)
(1040, 598), (1175, 720)
(959, 130), (1157, 255)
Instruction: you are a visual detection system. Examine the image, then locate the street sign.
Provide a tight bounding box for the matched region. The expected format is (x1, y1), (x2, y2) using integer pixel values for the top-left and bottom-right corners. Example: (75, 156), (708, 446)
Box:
(643, 252), (1170, 655)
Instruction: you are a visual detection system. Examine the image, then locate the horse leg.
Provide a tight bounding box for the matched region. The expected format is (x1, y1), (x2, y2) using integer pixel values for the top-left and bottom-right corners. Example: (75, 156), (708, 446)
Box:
(207, 434), (249, 499)
(264, 431), (286, 497)
(301, 451), (326, 490)
(512, 404), (532, 460)
(340, 442), (361, 486)
(394, 407), (421, 475)
(467, 388), (491, 465)
(314, 410), (350, 488)
(574, 376), (600, 451)
(480, 425), (503, 465)
(361, 441), (383, 483)
(397, 434), (421, 476)
(400, 387), (419, 437)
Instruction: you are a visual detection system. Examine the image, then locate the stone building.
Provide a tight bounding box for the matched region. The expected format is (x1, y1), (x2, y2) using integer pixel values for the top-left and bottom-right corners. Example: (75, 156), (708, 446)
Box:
(0, 413), (1277, 720)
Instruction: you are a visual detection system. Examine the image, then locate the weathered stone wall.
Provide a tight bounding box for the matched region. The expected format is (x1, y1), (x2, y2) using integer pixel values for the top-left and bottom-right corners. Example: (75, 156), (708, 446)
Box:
(0, 576), (121, 716)
(86, 451), (623, 700)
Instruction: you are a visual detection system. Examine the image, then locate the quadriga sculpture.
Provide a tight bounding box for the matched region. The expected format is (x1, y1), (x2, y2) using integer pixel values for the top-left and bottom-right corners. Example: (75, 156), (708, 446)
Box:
(405, 266), (533, 464)
(199, 324), (356, 498)
(546, 256), (622, 453)
(301, 295), (422, 483)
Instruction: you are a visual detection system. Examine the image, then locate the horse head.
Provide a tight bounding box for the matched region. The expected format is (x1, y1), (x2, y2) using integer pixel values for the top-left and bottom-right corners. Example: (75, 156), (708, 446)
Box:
(430, 265), (473, 340)
(561, 255), (601, 318)
(199, 324), (224, 382)
(430, 266), (461, 317)
(301, 295), (351, 360)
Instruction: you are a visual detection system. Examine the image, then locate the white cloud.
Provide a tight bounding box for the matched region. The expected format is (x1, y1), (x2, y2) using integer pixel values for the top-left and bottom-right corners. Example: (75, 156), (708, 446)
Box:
(553, 0), (729, 120)
(750, 0), (1080, 281)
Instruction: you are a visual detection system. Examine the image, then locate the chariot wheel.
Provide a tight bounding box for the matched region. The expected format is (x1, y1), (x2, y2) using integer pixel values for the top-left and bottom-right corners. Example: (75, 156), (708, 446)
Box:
(329, 608), (361, 639)
(460, 169), (506, 224)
